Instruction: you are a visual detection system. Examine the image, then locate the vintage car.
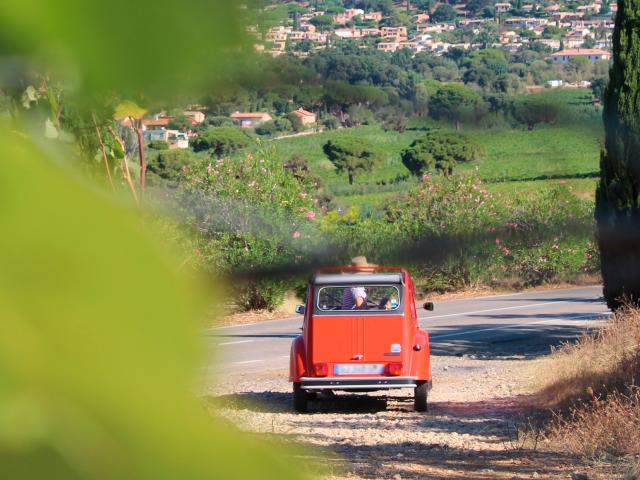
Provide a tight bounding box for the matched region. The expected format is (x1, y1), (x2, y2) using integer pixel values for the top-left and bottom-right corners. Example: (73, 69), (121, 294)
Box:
(289, 266), (433, 413)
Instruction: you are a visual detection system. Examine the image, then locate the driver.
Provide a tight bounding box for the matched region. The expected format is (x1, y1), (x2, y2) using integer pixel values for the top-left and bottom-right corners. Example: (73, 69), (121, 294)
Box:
(341, 256), (376, 310)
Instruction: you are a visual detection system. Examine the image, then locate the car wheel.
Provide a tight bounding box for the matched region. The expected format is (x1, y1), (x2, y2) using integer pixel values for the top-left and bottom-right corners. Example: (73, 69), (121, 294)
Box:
(293, 382), (308, 413)
(414, 381), (429, 412)
(307, 391), (318, 401)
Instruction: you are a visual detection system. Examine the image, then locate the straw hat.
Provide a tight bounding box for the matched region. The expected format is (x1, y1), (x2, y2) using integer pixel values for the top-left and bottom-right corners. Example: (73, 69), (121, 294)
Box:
(350, 256), (377, 271)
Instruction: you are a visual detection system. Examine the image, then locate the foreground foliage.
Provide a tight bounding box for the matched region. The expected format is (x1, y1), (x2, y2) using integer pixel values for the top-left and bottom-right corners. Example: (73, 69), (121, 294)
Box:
(0, 130), (305, 479)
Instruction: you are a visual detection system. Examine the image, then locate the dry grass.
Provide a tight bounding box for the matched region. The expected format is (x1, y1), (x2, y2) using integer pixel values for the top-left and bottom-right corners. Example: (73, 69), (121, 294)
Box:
(536, 307), (640, 410)
(534, 307), (640, 471)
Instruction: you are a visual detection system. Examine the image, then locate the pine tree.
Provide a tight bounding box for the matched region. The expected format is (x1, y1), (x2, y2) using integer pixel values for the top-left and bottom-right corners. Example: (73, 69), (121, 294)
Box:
(595, 0), (640, 309)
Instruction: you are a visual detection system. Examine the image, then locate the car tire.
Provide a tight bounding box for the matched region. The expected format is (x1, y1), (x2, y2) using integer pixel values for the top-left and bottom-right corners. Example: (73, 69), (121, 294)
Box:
(293, 382), (308, 413)
(414, 381), (429, 412)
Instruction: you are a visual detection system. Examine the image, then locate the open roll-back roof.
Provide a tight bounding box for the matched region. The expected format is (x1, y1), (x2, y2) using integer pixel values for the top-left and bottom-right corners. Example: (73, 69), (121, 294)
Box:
(312, 273), (404, 285)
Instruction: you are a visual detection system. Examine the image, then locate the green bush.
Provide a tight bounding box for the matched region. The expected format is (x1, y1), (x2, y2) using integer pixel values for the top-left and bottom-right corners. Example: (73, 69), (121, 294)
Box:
(177, 146), (319, 311)
(322, 115), (341, 130)
(191, 126), (251, 157)
(147, 149), (198, 186)
(148, 140), (169, 150)
(255, 120), (279, 136)
(237, 278), (289, 311)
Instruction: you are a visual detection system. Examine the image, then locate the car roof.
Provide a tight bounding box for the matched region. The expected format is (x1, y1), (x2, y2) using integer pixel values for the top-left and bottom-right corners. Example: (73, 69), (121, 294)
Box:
(312, 273), (404, 285)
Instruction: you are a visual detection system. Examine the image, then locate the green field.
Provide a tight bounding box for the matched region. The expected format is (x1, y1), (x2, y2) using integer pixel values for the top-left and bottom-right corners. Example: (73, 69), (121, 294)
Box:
(266, 118), (602, 207)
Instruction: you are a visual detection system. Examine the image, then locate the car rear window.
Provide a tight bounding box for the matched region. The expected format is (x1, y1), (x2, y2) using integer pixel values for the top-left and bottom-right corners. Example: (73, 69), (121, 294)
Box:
(316, 285), (401, 312)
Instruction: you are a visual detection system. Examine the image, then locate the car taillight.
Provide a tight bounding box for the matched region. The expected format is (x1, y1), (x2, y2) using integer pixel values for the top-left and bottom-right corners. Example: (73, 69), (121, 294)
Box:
(313, 362), (328, 377)
(387, 363), (403, 376)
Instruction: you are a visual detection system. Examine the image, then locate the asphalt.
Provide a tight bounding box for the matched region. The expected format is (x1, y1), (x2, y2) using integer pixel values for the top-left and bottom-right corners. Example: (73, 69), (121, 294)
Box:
(202, 285), (610, 375)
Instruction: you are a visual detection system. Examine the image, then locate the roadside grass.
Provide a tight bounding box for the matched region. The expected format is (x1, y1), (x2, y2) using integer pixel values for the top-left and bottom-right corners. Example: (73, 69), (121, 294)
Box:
(533, 307), (640, 473)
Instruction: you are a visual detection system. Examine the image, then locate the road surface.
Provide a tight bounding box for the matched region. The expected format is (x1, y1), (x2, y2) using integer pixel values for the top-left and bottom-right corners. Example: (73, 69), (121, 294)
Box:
(202, 285), (609, 375)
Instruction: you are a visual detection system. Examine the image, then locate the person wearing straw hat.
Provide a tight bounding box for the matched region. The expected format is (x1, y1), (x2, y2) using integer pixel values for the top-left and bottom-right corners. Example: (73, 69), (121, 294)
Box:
(341, 256), (377, 310)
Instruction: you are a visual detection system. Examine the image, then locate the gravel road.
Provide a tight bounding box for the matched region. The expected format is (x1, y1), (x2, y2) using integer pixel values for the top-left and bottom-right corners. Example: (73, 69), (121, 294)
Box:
(202, 287), (618, 479)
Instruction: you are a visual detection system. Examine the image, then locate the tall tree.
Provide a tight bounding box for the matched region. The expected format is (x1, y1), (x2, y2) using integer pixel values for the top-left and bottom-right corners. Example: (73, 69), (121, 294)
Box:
(596, 0), (640, 309)
(428, 83), (482, 130)
(323, 138), (381, 185)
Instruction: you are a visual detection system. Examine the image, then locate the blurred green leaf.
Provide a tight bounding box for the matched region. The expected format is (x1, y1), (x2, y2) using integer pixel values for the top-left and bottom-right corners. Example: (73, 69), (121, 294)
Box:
(113, 101), (146, 121)
(0, 130), (305, 479)
(0, 0), (250, 98)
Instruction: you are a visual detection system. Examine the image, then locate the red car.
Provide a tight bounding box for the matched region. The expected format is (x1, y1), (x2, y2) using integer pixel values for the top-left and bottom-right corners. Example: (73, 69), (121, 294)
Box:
(289, 266), (433, 413)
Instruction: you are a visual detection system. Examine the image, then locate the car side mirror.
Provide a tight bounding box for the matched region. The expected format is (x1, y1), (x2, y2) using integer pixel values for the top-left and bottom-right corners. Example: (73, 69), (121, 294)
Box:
(295, 304), (306, 315)
(423, 302), (434, 311)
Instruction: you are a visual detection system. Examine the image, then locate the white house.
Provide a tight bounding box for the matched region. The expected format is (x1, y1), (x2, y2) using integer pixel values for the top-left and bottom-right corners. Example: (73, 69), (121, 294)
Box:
(551, 48), (611, 62)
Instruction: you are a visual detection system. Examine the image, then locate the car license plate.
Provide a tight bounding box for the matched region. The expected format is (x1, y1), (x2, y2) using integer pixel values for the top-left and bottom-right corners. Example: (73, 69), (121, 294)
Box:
(334, 363), (385, 375)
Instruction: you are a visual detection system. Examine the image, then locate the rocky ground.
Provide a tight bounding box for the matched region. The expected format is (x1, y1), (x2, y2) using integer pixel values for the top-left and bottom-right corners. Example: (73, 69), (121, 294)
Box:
(203, 355), (619, 479)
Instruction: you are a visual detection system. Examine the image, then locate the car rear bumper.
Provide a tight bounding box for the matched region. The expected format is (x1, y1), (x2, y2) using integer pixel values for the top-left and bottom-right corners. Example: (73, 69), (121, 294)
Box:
(300, 376), (421, 390)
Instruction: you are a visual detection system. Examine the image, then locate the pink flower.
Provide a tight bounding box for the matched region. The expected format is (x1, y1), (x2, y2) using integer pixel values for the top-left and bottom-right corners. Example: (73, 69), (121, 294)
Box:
(299, 192), (308, 199)
(552, 244), (560, 249)
(298, 206), (306, 212)
(261, 168), (267, 173)
(207, 163), (213, 174)
(293, 231), (301, 238)
(259, 159), (265, 164)
(305, 210), (316, 219)
(502, 247), (510, 256)
(495, 238), (501, 245)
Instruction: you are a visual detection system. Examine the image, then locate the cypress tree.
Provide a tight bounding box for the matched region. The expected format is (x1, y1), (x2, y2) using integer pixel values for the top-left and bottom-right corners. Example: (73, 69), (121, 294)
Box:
(596, 0), (640, 309)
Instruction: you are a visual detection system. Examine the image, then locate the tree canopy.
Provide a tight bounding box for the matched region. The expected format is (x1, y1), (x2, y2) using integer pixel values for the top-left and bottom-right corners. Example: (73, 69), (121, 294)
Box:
(401, 130), (483, 176)
(323, 138), (382, 184)
(428, 83), (483, 130)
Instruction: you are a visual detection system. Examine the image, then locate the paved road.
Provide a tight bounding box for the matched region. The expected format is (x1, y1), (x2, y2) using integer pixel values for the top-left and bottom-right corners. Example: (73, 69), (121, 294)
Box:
(202, 285), (609, 375)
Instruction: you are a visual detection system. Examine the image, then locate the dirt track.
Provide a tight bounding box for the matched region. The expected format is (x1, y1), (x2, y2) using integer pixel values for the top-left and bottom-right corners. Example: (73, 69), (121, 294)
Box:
(205, 355), (617, 479)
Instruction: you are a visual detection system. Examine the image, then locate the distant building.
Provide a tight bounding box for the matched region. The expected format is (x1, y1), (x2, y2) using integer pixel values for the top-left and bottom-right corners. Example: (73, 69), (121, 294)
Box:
(290, 108), (317, 125)
(551, 48), (611, 62)
(381, 26), (408, 41)
(332, 8), (364, 24)
(143, 118), (170, 130)
(183, 111), (205, 124)
(230, 112), (272, 128)
(362, 11), (383, 22)
(495, 2), (512, 13)
(167, 131), (189, 149)
(377, 42), (400, 52)
(142, 127), (189, 148)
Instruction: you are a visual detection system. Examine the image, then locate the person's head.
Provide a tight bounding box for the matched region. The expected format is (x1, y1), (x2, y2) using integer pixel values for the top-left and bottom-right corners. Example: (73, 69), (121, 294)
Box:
(378, 297), (392, 310)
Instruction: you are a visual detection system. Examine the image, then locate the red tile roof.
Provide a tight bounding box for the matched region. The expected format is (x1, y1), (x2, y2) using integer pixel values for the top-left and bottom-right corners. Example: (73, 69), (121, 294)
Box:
(143, 118), (170, 127)
(552, 48), (610, 56)
(291, 108), (315, 117)
(230, 112), (270, 119)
